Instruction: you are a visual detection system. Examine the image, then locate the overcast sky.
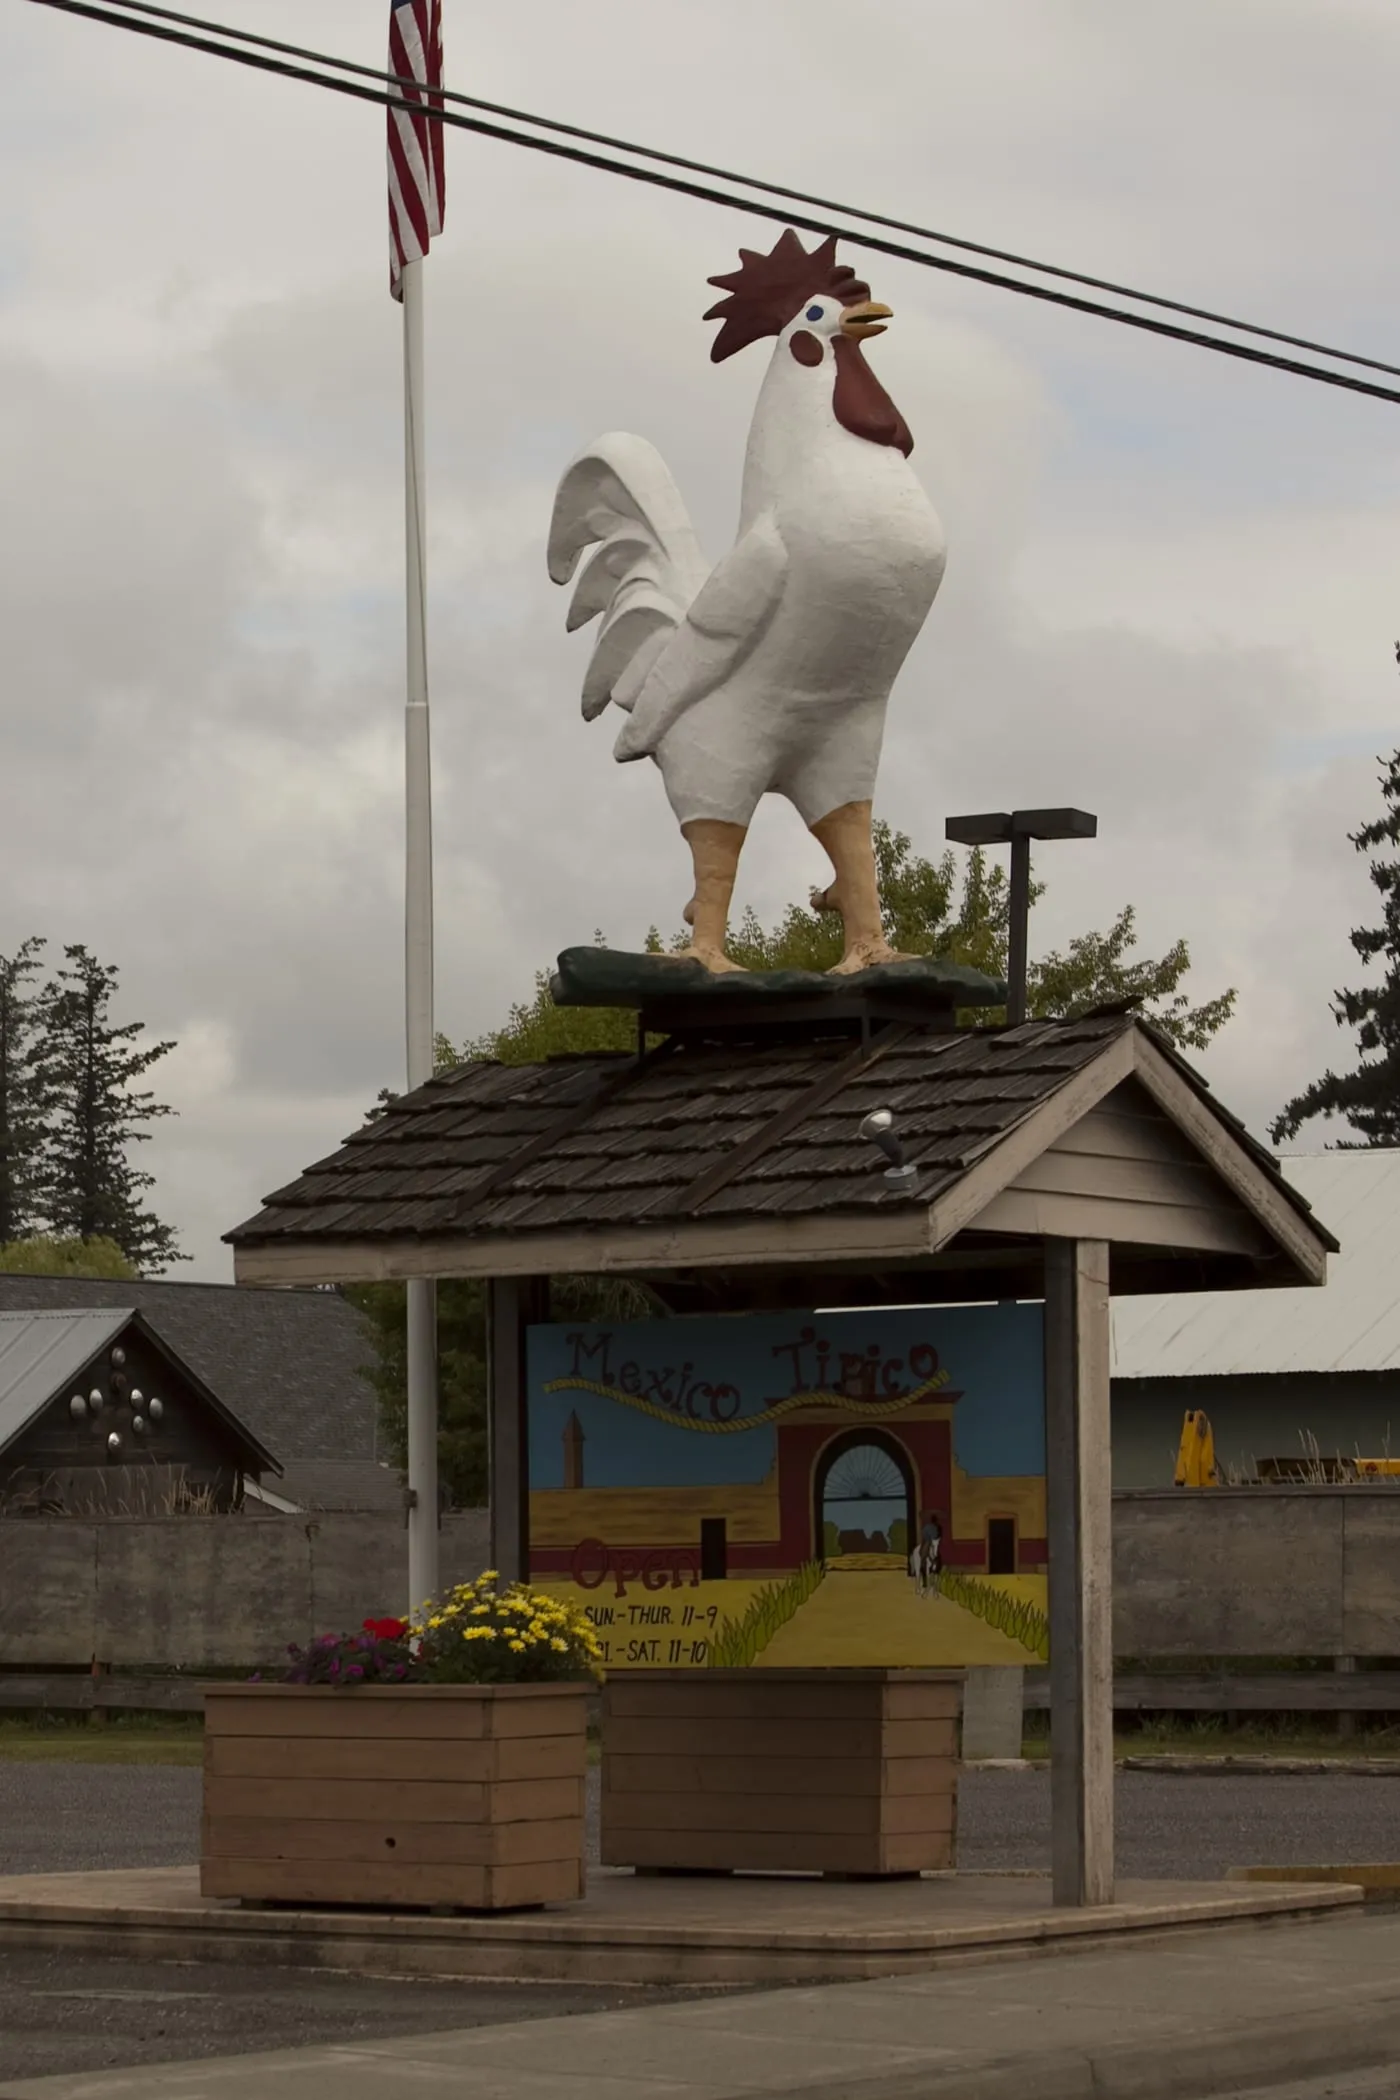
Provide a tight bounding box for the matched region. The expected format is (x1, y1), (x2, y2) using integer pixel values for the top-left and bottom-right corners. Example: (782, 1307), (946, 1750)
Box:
(4, 0), (1399, 1277)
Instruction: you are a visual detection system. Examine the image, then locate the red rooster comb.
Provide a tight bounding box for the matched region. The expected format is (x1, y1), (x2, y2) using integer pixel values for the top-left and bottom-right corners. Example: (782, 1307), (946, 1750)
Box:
(704, 230), (870, 363)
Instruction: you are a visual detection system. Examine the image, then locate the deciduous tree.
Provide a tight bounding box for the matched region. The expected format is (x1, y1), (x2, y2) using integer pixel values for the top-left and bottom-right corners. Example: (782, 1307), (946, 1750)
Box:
(0, 1235), (138, 1280)
(459, 823), (1234, 1065)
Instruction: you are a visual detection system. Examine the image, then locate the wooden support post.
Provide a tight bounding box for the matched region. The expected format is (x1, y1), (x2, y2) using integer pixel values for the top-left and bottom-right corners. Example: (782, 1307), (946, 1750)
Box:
(487, 1277), (547, 1583)
(1044, 1238), (1113, 1907)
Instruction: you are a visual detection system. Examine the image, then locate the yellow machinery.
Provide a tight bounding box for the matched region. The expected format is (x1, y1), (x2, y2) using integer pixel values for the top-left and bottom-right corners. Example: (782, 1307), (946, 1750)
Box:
(1174, 1409), (1219, 1488)
(1353, 1458), (1400, 1479)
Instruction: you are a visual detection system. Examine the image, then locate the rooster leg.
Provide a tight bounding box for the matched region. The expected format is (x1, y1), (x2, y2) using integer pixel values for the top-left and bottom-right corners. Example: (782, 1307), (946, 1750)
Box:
(810, 801), (918, 976)
(679, 820), (748, 975)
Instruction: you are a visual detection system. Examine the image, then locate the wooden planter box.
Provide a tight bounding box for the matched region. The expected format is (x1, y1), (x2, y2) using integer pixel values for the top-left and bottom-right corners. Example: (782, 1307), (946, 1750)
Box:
(601, 1668), (961, 1877)
(202, 1682), (587, 1911)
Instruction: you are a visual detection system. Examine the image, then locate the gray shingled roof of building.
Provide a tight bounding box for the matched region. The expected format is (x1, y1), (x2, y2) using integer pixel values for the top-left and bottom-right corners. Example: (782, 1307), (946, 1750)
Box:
(0, 1277), (379, 1467)
(227, 1015), (1323, 1249)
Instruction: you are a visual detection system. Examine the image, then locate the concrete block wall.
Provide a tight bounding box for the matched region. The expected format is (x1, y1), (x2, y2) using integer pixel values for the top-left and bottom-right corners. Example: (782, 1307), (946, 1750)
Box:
(4, 1490), (1400, 1673)
(1112, 1488), (1400, 1657)
(0, 1510), (491, 1670)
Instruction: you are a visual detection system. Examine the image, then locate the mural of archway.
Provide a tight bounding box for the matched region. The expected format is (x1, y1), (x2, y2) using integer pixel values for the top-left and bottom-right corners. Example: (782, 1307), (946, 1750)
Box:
(813, 1427), (916, 1565)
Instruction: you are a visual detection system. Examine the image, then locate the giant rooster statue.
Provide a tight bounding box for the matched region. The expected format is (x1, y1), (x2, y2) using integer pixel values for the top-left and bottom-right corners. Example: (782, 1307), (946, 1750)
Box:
(547, 230), (945, 975)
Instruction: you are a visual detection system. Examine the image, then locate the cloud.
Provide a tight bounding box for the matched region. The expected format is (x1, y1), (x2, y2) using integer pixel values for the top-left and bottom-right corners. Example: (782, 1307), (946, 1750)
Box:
(2, 0), (1398, 1271)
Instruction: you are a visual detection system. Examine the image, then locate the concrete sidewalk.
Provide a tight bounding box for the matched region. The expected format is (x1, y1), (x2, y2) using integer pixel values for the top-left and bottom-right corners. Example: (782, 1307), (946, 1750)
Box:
(2, 1909), (1398, 2100)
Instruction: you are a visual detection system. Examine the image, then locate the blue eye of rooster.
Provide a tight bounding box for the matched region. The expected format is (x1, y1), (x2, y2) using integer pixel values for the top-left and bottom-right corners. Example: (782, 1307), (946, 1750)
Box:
(805, 305), (824, 322)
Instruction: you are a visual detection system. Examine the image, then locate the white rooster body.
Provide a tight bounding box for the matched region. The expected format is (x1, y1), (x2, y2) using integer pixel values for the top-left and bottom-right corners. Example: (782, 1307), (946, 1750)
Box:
(547, 232), (947, 974)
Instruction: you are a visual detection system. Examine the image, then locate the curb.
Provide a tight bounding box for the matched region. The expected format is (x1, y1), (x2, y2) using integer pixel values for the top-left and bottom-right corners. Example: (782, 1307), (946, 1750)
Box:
(1120, 1754), (1400, 1776)
(721, 1997), (1400, 2100)
(1230, 1862), (1400, 1901)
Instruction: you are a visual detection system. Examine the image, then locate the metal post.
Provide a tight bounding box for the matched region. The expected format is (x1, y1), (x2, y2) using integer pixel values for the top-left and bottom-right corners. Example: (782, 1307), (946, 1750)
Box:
(1007, 829), (1031, 1027)
(401, 255), (439, 1615)
(1044, 1237), (1114, 1907)
(944, 811), (1096, 1029)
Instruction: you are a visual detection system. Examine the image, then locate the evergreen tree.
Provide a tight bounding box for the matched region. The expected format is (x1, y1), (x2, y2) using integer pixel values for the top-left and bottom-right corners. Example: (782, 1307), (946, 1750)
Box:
(0, 939), (51, 1244)
(39, 946), (184, 1272)
(1273, 746), (1400, 1146)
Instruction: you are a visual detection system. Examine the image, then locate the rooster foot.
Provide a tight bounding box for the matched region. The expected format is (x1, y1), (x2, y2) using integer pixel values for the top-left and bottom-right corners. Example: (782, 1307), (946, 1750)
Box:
(678, 943), (748, 976)
(827, 941), (920, 978)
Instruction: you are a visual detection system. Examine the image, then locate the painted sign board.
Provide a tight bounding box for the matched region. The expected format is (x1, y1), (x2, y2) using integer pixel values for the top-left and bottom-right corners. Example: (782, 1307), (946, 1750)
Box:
(527, 1305), (1048, 1671)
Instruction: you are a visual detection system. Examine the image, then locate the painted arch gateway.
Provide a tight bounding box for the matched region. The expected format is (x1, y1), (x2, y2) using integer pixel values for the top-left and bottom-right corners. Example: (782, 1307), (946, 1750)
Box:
(523, 1300), (1049, 1671)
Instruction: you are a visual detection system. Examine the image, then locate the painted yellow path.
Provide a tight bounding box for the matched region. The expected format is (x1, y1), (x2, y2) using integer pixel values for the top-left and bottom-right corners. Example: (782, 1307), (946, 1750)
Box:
(755, 1570), (1036, 1667)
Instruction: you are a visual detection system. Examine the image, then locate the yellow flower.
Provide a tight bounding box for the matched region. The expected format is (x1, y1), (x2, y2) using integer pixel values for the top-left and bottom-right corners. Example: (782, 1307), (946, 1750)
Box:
(550, 1637), (567, 1652)
(462, 1626), (493, 1641)
(508, 1638), (526, 1652)
(479, 1570), (499, 1583)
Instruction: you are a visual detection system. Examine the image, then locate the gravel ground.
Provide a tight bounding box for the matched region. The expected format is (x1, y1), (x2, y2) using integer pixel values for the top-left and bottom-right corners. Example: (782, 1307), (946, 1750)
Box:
(3, 1762), (1400, 2083)
(5, 1761), (1400, 1885)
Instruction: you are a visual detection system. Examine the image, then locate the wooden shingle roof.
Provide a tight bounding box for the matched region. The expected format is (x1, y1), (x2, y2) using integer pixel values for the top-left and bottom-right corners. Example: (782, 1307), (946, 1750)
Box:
(227, 1016), (1334, 1296)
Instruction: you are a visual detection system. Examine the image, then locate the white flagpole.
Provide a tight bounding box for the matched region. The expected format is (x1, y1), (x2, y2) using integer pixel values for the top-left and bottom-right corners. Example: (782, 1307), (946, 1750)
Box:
(401, 253), (439, 1615)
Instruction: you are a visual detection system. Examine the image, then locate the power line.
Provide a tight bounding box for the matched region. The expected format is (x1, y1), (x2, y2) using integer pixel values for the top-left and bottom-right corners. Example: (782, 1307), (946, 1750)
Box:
(27, 0), (1400, 410)
(80, 0), (1400, 390)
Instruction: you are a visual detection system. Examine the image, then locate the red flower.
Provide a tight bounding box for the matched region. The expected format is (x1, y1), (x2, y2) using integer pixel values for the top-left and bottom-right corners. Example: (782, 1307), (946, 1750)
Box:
(362, 1616), (408, 1641)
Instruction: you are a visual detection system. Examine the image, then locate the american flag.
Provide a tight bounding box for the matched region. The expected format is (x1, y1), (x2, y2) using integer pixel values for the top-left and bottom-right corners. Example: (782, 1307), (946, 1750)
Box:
(387, 0), (445, 302)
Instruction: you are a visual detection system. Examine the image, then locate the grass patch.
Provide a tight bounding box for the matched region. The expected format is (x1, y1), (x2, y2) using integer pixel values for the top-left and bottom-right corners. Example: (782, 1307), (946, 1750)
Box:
(1021, 1713), (1400, 1761)
(709, 1562), (824, 1667)
(0, 1714), (203, 1765)
(940, 1571), (1050, 1661)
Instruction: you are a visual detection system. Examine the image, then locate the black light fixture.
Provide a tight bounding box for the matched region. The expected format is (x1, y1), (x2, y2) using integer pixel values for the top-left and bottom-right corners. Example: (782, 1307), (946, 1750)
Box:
(944, 808), (1097, 1026)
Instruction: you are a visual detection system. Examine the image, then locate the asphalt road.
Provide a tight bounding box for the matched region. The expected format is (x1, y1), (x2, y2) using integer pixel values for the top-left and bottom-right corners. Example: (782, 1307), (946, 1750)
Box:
(0, 1947), (715, 2087)
(5, 1760), (1400, 1884)
(2, 1762), (1400, 2083)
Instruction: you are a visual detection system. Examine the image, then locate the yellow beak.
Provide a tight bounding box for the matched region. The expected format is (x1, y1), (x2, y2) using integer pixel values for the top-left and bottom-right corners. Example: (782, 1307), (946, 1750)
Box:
(840, 300), (892, 340)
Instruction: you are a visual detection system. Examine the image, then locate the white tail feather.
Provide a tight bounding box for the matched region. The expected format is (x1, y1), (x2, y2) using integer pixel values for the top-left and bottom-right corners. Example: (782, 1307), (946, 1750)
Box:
(547, 433), (710, 721)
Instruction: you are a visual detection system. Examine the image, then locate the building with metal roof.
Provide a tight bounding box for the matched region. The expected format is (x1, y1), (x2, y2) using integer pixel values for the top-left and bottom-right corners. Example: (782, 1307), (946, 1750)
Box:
(1112, 1152), (1400, 1485)
(0, 1276), (392, 1513)
(0, 1307), (278, 1514)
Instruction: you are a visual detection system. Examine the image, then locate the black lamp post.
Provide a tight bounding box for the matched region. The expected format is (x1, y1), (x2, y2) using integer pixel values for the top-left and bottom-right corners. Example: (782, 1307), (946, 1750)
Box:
(944, 808), (1098, 1027)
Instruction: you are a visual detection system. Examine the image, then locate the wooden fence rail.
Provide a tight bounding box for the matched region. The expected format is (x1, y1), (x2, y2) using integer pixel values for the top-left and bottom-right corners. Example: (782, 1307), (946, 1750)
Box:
(0, 1675), (211, 1713)
(1022, 1670), (1400, 1712)
(4, 1670), (1400, 1718)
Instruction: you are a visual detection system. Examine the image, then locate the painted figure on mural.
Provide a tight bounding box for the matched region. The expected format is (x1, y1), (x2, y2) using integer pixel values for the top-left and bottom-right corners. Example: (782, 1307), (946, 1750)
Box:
(911, 1509), (943, 1598)
(548, 229), (946, 976)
